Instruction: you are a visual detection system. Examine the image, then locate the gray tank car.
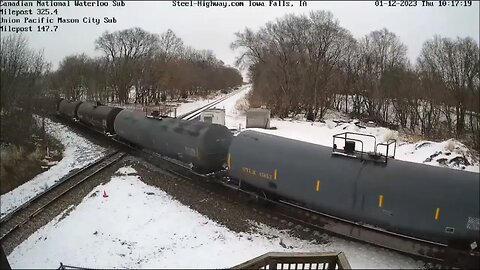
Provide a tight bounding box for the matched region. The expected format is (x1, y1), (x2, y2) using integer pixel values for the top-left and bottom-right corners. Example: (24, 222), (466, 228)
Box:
(228, 130), (480, 249)
(77, 102), (123, 134)
(57, 100), (83, 120)
(114, 110), (233, 172)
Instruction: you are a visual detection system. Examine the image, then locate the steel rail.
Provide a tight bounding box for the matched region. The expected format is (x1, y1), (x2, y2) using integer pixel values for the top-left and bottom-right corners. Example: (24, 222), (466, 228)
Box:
(0, 151), (126, 240)
(0, 150), (118, 224)
(179, 89), (240, 120)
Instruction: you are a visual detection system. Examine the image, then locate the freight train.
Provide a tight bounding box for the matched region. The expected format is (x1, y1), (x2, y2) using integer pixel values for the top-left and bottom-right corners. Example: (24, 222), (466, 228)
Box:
(58, 100), (232, 172)
(56, 99), (480, 257)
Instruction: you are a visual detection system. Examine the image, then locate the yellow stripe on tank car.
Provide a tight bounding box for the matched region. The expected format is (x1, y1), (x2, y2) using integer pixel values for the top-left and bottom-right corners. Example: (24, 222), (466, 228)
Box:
(378, 195), (384, 208)
(316, 180), (320, 192)
(273, 169), (277, 180)
(227, 153), (231, 168)
(435, 208), (440, 220)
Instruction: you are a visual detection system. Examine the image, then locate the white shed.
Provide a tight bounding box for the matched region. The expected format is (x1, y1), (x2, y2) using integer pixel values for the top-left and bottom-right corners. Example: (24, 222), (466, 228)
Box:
(200, 108), (226, 126)
(246, 108), (270, 129)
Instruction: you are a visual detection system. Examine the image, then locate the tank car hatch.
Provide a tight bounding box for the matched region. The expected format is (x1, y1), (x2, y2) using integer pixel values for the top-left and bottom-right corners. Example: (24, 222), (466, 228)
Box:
(344, 141), (355, 153)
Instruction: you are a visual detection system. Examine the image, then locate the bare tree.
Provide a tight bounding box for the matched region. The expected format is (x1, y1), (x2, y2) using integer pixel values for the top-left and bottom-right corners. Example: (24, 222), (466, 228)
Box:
(418, 36), (479, 136)
(0, 34), (50, 146)
(95, 27), (159, 103)
(159, 29), (185, 63)
(417, 36), (479, 149)
(1, 35), (50, 114)
(232, 11), (354, 119)
(356, 28), (408, 122)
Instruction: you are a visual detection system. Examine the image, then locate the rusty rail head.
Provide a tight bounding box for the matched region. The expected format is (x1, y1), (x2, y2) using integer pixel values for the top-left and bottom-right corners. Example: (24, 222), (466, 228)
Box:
(231, 251), (351, 270)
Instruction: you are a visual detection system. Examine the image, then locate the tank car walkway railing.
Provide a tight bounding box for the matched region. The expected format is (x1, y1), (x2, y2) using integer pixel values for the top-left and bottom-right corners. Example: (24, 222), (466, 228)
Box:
(231, 251), (351, 270)
(332, 132), (396, 164)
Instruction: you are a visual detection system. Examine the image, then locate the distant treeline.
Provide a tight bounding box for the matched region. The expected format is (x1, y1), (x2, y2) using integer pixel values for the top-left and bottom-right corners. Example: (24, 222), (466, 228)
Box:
(232, 11), (479, 149)
(0, 28), (242, 147)
(52, 28), (243, 104)
(1, 12), (479, 150)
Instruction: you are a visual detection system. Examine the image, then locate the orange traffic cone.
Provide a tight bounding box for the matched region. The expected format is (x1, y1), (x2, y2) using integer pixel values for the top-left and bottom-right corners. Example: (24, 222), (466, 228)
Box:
(103, 190), (109, 198)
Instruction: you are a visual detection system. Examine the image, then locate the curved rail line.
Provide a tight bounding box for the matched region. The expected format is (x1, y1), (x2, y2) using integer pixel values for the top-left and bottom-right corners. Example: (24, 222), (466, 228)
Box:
(0, 151), (126, 241)
(178, 89), (240, 120)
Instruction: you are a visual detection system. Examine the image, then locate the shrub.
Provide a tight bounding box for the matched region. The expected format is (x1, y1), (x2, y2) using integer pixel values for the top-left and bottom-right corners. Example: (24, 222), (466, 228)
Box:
(235, 97), (249, 113)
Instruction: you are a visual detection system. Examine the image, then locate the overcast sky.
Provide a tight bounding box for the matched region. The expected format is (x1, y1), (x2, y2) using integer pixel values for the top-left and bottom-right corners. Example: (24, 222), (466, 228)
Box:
(6, 0), (479, 72)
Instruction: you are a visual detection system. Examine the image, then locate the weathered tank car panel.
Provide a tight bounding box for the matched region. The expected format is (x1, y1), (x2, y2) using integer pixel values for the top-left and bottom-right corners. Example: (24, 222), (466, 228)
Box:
(357, 160), (479, 245)
(228, 130), (479, 247)
(57, 100), (82, 119)
(228, 130), (358, 219)
(77, 102), (123, 134)
(114, 110), (233, 172)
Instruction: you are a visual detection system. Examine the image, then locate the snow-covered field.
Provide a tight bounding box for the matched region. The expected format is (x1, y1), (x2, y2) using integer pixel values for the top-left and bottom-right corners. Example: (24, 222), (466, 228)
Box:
(8, 167), (422, 269)
(214, 86), (479, 173)
(0, 118), (107, 218)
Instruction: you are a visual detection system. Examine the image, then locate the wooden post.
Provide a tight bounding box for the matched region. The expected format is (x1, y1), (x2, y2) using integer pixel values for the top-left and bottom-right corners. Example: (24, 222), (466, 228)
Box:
(42, 117), (49, 158)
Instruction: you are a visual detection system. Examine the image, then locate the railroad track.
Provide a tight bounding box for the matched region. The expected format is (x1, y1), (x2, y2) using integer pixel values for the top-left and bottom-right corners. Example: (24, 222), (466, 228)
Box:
(117, 154), (462, 268)
(116, 146), (476, 268)
(0, 151), (126, 241)
(49, 115), (479, 269)
(178, 89), (240, 120)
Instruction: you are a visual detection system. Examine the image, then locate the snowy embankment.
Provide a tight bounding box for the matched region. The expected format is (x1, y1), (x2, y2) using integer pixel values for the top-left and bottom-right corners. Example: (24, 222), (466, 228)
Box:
(0, 117), (106, 218)
(218, 86), (479, 173)
(8, 167), (421, 269)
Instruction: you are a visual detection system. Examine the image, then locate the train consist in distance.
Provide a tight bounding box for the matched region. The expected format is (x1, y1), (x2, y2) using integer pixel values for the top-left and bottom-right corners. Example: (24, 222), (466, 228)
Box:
(58, 100), (232, 172)
(57, 99), (479, 265)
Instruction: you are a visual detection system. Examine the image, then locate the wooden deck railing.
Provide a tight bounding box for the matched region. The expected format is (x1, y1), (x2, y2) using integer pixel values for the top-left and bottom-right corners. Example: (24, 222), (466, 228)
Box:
(231, 251), (351, 270)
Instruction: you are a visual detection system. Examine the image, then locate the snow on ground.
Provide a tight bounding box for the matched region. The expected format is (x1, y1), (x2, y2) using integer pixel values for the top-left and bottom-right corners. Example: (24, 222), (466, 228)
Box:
(394, 139), (478, 170)
(8, 167), (422, 269)
(220, 85), (480, 173)
(210, 84), (251, 130)
(107, 89), (233, 117)
(172, 91), (229, 117)
(0, 117), (107, 218)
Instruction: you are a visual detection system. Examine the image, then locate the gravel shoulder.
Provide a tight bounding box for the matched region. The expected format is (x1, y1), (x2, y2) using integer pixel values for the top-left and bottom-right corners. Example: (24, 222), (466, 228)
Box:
(124, 156), (330, 243)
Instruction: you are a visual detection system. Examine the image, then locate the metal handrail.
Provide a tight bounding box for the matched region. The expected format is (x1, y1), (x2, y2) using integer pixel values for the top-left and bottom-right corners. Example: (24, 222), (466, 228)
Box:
(333, 132), (378, 153)
(332, 132), (397, 164)
(376, 139), (397, 164)
(333, 136), (365, 159)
